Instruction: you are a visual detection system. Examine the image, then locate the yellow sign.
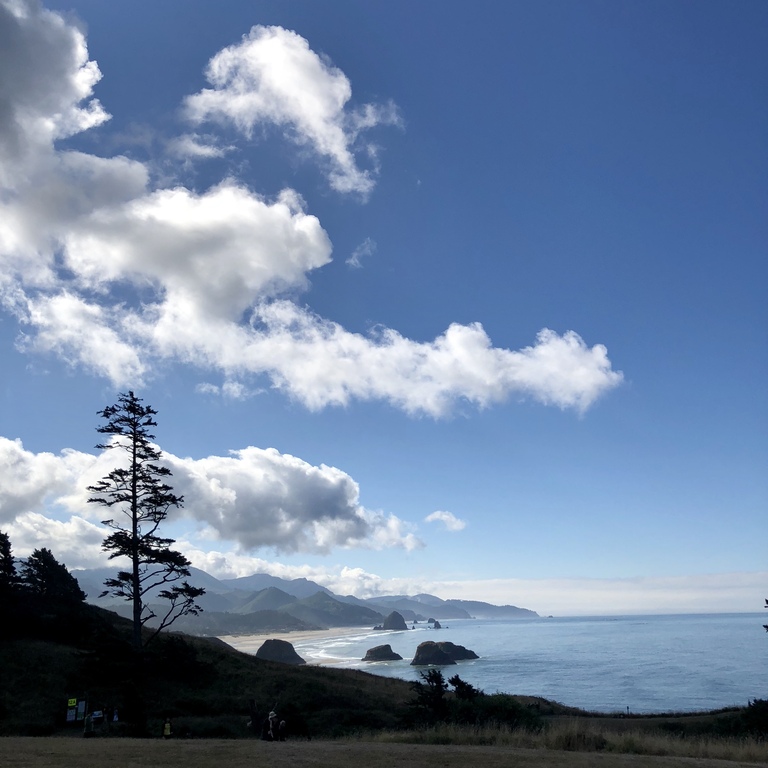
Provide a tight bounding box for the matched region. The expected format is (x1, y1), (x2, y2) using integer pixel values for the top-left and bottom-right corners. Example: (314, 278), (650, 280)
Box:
(68, 698), (77, 707)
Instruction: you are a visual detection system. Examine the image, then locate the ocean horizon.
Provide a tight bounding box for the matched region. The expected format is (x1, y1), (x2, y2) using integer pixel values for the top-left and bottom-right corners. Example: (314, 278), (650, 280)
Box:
(256, 612), (767, 714)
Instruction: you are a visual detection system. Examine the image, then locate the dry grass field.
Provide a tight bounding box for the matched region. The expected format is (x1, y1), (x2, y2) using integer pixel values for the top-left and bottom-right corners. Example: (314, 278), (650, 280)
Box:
(0, 737), (766, 768)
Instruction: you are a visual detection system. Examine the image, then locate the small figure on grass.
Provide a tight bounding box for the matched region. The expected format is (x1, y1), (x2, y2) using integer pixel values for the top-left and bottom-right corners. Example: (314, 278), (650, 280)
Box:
(261, 710), (286, 741)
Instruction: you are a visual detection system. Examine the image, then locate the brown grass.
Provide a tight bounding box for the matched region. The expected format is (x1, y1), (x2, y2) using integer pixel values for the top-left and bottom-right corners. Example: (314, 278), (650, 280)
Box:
(0, 736), (766, 768)
(369, 720), (768, 764)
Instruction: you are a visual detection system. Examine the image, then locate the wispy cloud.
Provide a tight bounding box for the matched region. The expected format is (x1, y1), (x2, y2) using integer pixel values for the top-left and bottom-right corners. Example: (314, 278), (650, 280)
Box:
(166, 132), (231, 160)
(347, 237), (377, 268)
(425, 510), (466, 532)
(196, 381), (260, 400)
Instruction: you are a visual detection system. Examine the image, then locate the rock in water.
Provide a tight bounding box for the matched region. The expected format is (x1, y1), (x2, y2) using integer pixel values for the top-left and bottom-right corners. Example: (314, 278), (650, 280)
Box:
(435, 641), (478, 660)
(362, 644), (403, 661)
(410, 640), (456, 666)
(410, 640), (479, 665)
(255, 638), (306, 665)
(382, 611), (408, 630)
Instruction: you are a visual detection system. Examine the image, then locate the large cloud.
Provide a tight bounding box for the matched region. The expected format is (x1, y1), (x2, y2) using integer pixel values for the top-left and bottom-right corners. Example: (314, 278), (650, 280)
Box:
(0, 0), (623, 417)
(7, 512), (107, 569)
(0, 437), (419, 559)
(165, 447), (421, 554)
(0, 0), (108, 182)
(0, 437), (89, 522)
(184, 25), (401, 197)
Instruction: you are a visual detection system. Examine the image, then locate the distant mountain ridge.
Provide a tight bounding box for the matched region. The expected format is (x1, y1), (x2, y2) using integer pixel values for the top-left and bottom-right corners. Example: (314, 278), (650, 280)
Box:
(72, 566), (538, 635)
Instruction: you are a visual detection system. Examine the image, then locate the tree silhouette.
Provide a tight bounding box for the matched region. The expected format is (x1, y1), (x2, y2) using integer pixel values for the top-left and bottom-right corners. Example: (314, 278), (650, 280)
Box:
(448, 673), (482, 700)
(411, 668), (449, 719)
(87, 391), (204, 651)
(0, 530), (20, 601)
(20, 547), (85, 603)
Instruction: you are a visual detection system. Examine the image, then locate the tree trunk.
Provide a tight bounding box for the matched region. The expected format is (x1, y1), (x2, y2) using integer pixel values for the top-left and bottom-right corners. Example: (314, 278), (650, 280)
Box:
(131, 426), (142, 652)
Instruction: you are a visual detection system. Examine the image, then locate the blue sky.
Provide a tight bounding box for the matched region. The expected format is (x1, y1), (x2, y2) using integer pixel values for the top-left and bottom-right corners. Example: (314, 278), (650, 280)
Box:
(0, 0), (765, 615)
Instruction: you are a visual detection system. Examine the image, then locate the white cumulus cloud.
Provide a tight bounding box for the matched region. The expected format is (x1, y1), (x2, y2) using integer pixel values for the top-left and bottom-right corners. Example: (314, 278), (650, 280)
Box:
(0, 437), (419, 559)
(0, 1), (622, 417)
(184, 25), (401, 197)
(6, 512), (107, 569)
(0, 437), (91, 523)
(165, 446), (421, 555)
(0, 0), (109, 184)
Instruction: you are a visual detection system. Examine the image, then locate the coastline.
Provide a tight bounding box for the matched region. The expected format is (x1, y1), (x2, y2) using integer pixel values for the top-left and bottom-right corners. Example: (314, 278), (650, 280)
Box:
(218, 625), (374, 660)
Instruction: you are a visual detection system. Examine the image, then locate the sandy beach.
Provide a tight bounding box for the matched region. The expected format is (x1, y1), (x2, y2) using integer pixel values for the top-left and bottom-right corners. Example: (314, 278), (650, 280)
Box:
(218, 626), (373, 658)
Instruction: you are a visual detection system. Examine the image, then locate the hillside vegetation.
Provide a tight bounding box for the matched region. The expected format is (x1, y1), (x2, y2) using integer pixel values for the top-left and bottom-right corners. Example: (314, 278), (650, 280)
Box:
(0, 596), (413, 738)
(0, 555), (768, 768)
(1, 585), (766, 764)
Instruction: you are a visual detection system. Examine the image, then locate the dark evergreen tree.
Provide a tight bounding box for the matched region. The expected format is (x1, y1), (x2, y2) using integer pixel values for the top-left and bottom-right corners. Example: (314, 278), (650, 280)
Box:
(87, 391), (204, 651)
(0, 530), (20, 599)
(20, 547), (85, 603)
(411, 668), (449, 719)
(448, 674), (482, 700)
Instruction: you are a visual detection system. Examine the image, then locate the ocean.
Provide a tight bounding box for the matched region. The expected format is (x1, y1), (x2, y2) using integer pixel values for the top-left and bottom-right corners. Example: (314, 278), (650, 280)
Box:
(286, 613), (768, 714)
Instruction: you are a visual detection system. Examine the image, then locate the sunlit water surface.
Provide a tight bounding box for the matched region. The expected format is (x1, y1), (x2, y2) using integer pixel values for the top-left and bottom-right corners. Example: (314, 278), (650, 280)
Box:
(278, 613), (766, 713)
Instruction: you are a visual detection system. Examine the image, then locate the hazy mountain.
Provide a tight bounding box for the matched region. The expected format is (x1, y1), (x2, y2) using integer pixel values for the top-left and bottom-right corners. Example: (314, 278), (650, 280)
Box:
(233, 586), (297, 614)
(72, 566), (238, 613)
(72, 567), (538, 634)
(279, 591), (385, 628)
(445, 599), (538, 619)
(365, 596), (472, 621)
(218, 573), (332, 598)
(410, 593), (449, 607)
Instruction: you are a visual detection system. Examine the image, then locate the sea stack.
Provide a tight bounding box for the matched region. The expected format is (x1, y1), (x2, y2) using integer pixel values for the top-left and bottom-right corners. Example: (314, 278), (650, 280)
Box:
(255, 638), (306, 665)
(382, 611), (408, 630)
(362, 644), (403, 661)
(434, 641), (478, 660)
(411, 641), (456, 665)
(411, 640), (478, 665)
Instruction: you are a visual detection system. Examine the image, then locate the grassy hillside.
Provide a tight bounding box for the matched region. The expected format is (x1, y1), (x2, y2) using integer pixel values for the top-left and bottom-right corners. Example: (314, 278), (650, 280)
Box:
(1, 594), (765, 755)
(0, 595), (412, 738)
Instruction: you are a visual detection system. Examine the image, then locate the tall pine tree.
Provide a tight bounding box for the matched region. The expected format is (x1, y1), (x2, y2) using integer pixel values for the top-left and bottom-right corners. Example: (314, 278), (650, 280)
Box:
(87, 391), (204, 650)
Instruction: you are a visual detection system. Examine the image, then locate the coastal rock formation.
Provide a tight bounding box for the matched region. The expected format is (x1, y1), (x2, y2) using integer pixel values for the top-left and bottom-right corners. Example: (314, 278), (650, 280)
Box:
(433, 620), (442, 629)
(362, 644), (403, 661)
(255, 638), (306, 665)
(435, 641), (478, 660)
(410, 640), (478, 665)
(382, 611), (408, 631)
(410, 641), (456, 665)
